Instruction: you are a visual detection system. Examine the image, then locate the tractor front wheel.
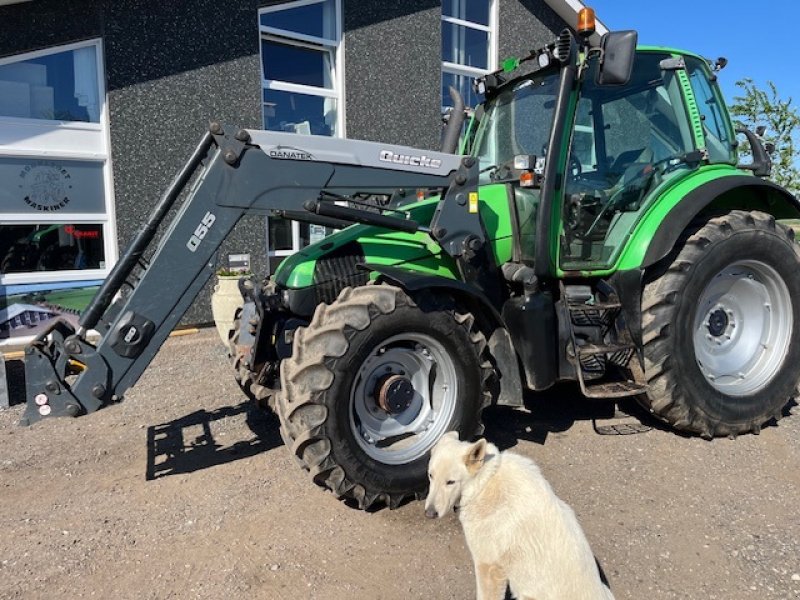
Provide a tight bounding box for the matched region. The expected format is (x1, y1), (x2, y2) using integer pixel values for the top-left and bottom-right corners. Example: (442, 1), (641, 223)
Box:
(641, 210), (800, 437)
(276, 284), (492, 509)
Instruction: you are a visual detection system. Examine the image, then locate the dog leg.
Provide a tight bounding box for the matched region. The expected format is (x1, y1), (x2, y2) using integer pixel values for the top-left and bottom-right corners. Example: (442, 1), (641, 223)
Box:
(475, 563), (508, 600)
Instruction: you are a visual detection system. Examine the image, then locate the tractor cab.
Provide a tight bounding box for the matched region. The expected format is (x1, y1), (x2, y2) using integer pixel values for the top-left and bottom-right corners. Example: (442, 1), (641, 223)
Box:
(466, 20), (739, 276)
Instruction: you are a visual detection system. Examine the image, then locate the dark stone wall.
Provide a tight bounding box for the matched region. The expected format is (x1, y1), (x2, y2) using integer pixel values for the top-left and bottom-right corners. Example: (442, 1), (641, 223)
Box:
(498, 0), (565, 74)
(102, 0), (264, 325)
(0, 0), (569, 326)
(0, 0), (103, 58)
(0, 0), (266, 325)
(343, 0), (442, 151)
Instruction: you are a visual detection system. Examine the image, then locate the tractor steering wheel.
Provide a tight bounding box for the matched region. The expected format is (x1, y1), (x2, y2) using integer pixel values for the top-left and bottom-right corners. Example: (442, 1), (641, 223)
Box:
(568, 154), (583, 179)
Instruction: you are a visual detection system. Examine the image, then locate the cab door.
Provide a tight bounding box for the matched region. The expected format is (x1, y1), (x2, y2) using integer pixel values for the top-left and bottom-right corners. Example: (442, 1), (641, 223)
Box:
(558, 52), (697, 272)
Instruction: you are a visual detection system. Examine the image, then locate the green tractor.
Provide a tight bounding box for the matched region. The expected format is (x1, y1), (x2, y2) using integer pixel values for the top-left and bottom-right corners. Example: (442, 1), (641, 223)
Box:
(24, 13), (800, 510)
(265, 27), (800, 506)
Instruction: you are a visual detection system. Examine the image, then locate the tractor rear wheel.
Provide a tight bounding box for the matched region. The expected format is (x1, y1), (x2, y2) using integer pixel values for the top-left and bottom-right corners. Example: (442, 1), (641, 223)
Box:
(641, 210), (800, 437)
(276, 284), (492, 509)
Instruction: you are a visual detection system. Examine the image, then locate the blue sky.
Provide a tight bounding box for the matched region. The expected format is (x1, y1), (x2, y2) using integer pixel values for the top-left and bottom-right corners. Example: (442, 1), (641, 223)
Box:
(591, 0), (798, 107)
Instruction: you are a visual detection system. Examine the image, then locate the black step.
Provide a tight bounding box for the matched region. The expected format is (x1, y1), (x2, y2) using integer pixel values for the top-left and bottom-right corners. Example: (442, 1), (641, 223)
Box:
(576, 342), (635, 358)
(567, 300), (621, 311)
(580, 380), (648, 399)
(566, 302), (621, 330)
(592, 408), (652, 435)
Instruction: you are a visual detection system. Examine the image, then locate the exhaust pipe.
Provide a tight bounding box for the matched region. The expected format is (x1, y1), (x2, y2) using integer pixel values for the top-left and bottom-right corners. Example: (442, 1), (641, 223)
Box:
(440, 86), (465, 154)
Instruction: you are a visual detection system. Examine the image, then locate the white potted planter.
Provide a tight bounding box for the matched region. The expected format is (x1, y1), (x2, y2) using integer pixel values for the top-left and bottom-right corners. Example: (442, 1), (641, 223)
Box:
(210, 271), (245, 345)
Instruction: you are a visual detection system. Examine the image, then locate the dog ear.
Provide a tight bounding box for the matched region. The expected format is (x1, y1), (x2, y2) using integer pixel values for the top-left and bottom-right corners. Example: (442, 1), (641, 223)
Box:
(464, 438), (487, 473)
(442, 431), (460, 442)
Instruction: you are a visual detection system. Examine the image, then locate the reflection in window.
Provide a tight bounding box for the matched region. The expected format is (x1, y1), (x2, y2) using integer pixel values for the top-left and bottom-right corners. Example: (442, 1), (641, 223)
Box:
(0, 224), (105, 274)
(268, 216), (293, 253)
(259, 0), (336, 40)
(442, 22), (489, 70)
(261, 41), (334, 89)
(441, 0), (495, 112)
(268, 216), (334, 256)
(263, 89), (337, 137)
(443, 0), (490, 25)
(0, 46), (99, 123)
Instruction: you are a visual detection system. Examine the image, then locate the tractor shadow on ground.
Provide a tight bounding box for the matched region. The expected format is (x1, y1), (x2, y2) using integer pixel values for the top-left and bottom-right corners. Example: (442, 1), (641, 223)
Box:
(145, 402), (282, 480)
(482, 382), (658, 450)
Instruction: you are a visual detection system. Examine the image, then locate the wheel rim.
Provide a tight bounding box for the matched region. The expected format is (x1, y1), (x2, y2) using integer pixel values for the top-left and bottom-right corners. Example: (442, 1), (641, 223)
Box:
(693, 259), (793, 396)
(350, 332), (458, 465)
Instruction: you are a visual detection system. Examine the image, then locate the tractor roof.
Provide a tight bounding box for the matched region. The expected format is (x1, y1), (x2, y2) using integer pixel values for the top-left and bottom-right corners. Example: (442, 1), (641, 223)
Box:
(637, 45), (708, 63)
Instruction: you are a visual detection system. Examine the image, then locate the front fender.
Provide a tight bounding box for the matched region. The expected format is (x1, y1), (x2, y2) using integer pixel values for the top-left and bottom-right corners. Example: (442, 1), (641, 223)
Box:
(617, 169), (800, 271)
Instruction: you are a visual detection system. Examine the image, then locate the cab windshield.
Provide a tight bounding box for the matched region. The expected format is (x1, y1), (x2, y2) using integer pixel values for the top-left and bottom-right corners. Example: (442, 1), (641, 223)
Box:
(472, 70), (561, 185)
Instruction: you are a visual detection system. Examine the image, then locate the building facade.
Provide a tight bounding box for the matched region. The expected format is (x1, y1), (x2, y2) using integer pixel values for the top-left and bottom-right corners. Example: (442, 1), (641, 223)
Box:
(0, 0), (577, 345)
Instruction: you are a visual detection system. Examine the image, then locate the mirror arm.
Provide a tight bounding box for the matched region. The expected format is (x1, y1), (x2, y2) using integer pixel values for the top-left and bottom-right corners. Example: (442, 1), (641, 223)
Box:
(736, 126), (772, 178)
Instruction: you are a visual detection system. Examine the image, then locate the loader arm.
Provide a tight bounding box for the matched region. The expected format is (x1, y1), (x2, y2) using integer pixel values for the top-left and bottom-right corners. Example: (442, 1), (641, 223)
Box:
(22, 123), (492, 425)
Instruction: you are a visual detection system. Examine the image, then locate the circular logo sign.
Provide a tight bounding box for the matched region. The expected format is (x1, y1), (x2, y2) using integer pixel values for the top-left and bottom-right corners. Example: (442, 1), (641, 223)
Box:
(19, 161), (73, 212)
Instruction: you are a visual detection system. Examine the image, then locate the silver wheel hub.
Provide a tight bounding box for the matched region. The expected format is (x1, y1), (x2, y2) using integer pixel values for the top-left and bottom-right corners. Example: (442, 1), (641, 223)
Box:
(693, 260), (792, 396)
(350, 333), (458, 465)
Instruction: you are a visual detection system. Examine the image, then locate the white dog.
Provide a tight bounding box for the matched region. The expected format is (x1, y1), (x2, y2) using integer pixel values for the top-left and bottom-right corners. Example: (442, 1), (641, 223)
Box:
(425, 432), (614, 600)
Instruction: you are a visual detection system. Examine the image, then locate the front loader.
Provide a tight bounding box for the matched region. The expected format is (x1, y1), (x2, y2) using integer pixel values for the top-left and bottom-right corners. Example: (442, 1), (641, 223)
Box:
(23, 10), (800, 509)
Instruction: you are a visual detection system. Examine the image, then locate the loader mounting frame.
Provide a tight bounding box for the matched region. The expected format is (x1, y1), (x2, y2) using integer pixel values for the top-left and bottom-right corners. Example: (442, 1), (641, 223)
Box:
(22, 123), (498, 425)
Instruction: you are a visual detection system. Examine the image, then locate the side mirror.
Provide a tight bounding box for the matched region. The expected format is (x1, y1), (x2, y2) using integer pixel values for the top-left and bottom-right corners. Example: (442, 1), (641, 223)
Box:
(735, 126), (772, 178)
(597, 30), (638, 86)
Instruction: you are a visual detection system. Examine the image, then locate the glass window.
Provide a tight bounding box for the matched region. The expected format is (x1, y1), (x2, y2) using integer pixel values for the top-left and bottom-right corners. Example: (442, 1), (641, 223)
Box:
(0, 224), (105, 274)
(685, 57), (735, 164)
(263, 88), (338, 136)
(0, 45), (99, 123)
(261, 40), (334, 89)
(259, 1), (342, 263)
(442, 71), (481, 113)
(259, 0), (341, 138)
(560, 53), (696, 270)
(260, 0), (337, 41)
(572, 99), (596, 171)
(473, 74), (560, 177)
(0, 40), (114, 290)
(0, 158), (106, 214)
(443, 0), (490, 26)
(441, 0), (496, 111)
(268, 217), (332, 257)
(268, 217), (293, 253)
(442, 22), (489, 70)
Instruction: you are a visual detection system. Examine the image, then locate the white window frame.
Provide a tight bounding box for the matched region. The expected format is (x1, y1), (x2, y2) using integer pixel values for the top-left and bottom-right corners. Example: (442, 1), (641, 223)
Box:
(441, 0), (498, 108)
(258, 0), (345, 137)
(0, 38), (118, 286)
(258, 0), (344, 261)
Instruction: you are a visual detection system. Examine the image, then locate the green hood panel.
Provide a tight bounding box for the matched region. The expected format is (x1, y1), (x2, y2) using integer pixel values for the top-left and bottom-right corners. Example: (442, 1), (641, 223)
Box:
(274, 184), (514, 289)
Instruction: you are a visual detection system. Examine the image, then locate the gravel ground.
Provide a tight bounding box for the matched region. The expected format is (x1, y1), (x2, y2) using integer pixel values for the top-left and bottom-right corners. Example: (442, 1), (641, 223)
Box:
(1, 328), (798, 599)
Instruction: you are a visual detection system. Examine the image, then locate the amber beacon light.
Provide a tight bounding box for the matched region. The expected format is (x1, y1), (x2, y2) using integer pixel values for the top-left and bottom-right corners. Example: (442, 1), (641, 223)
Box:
(577, 7), (596, 37)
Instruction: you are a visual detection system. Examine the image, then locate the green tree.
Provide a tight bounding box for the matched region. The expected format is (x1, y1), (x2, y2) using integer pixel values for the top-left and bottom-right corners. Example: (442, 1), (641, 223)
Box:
(729, 78), (800, 194)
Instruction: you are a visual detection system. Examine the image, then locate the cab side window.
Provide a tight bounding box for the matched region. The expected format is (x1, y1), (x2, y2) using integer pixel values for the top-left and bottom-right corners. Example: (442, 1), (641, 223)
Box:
(686, 58), (736, 164)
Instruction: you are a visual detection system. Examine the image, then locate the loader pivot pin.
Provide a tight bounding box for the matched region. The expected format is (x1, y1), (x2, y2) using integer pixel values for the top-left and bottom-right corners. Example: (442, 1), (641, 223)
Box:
(375, 374), (414, 414)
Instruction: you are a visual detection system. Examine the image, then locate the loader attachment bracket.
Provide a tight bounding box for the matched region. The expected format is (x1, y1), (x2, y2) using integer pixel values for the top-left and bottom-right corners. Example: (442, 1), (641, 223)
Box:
(22, 319), (111, 425)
